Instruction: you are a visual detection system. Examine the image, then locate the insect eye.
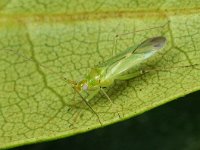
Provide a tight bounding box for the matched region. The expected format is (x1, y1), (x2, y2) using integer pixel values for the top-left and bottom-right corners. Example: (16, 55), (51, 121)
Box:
(82, 84), (88, 91)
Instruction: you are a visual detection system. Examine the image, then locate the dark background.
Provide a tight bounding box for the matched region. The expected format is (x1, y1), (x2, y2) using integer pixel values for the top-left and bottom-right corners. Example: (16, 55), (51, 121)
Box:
(13, 91), (200, 150)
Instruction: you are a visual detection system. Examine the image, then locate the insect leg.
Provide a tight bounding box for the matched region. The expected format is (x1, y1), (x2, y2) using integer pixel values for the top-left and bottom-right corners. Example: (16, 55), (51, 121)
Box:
(112, 21), (169, 56)
(100, 88), (121, 118)
(100, 88), (113, 104)
(115, 63), (200, 82)
(85, 89), (100, 102)
(141, 63), (200, 73)
(74, 88), (102, 125)
(115, 21), (169, 38)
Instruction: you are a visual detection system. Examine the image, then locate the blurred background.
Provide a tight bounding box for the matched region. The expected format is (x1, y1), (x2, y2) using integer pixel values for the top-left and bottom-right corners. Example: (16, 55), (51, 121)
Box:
(13, 91), (200, 150)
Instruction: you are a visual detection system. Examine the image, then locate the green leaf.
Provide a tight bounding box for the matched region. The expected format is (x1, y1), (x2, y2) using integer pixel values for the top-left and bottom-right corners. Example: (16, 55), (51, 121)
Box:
(0, 0), (200, 149)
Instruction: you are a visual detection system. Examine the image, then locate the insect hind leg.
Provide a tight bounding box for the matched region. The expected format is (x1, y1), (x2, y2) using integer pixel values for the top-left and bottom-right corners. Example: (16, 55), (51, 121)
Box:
(112, 21), (170, 56)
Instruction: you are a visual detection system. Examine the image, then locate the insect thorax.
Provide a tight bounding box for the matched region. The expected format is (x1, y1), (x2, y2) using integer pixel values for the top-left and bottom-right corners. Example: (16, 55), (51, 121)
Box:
(81, 68), (102, 89)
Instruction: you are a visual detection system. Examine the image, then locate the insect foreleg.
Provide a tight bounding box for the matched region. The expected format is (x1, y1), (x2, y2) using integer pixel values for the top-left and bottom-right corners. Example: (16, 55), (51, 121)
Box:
(85, 89), (100, 102)
(100, 88), (113, 104)
(100, 88), (121, 118)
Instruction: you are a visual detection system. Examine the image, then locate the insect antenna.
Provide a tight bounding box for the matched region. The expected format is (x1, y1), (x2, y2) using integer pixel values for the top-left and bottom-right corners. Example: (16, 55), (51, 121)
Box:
(3, 48), (102, 125)
(4, 48), (68, 82)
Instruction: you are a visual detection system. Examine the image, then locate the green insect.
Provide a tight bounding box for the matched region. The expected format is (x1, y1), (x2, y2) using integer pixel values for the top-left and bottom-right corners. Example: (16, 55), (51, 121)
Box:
(70, 36), (166, 99)
(5, 36), (167, 125)
(67, 36), (166, 123)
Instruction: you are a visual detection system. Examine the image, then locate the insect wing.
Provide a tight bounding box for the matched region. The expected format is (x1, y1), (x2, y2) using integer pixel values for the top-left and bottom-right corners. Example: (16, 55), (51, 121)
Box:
(101, 36), (167, 80)
(133, 36), (166, 54)
(98, 44), (137, 68)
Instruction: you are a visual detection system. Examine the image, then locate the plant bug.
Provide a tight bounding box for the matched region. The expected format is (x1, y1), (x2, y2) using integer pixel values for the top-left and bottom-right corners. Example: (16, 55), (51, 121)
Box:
(5, 35), (167, 125)
(8, 20), (198, 125)
(70, 36), (166, 100)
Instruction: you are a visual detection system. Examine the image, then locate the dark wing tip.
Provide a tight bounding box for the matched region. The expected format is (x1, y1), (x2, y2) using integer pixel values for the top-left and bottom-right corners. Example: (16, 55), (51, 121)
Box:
(133, 36), (167, 54)
(150, 36), (167, 50)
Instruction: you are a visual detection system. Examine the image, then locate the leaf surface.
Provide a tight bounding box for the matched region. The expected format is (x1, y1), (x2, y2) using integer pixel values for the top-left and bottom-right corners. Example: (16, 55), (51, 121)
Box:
(0, 0), (200, 148)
